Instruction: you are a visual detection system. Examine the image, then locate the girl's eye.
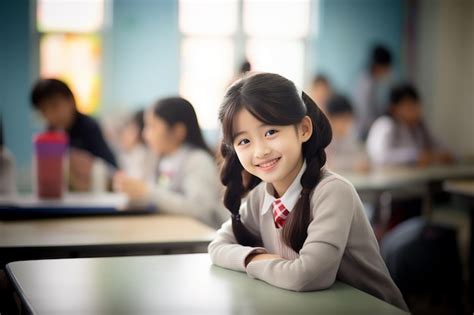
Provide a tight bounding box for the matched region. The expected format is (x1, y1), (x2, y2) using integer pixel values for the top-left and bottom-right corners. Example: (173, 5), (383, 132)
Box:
(265, 129), (278, 137)
(237, 138), (250, 146)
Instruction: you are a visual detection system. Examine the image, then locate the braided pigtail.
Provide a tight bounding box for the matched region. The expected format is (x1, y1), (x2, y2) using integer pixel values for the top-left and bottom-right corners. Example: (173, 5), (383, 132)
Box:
(282, 91), (332, 252)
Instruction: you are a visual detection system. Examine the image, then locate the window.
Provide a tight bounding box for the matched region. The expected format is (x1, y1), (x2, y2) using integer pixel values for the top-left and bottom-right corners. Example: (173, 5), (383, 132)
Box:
(179, 0), (312, 130)
(37, 0), (105, 114)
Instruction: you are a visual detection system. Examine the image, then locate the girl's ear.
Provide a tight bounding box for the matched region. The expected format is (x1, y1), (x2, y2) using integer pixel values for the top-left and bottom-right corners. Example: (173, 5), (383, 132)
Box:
(299, 116), (313, 142)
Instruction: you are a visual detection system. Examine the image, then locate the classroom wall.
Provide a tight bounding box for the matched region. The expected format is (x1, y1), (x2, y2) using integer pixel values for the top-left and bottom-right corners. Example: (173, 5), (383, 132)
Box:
(415, 0), (474, 157)
(0, 0), (39, 191)
(309, 0), (403, 94)
(101, 0), (180, 114)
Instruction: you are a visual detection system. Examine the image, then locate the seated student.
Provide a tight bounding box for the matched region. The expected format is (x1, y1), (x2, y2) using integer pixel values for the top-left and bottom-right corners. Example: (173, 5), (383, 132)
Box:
(117, 109), (154, 180)
(0, 117), (16, 195)
(31, 78), (118, 191)
(308, 74), (332, 113)
(209, 73), (408, 311)
(325, 94), (370, 172)
(113, 97), (225, 228)
(366, 83), (454, 167)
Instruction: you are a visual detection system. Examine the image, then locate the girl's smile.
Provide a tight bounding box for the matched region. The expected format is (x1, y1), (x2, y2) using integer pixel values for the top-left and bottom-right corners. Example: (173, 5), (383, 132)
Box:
(255, 157), (281, 172)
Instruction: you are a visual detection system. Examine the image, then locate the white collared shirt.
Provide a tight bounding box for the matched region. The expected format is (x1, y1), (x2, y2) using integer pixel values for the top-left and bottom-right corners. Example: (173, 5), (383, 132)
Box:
(261, 161), (307, 216)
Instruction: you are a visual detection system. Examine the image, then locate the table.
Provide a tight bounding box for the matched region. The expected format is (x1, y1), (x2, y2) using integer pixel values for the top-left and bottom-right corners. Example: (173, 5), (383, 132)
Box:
(444, 179), (474, 298)
(340, 164), (474, 229)
(6, 254), (407, 314)
(0, 215), (215, 266)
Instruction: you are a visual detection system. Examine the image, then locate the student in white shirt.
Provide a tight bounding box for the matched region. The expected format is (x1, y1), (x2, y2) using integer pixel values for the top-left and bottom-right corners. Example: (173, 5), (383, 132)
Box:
(208, 73), (408, 311)
(0, 118), (16, 195)
(366, 83), (454, 167)
(113, 97), (225, 228)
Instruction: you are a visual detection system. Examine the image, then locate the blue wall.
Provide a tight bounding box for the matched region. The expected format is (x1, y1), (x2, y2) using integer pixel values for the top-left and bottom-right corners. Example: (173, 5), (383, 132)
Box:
(309, 0), (403, 94)
(102, 0), (180, 113)
(0, 1), (36, 169)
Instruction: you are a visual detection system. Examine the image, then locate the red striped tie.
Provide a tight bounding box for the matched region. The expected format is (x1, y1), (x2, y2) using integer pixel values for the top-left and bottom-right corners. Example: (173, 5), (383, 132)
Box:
(272, 199), (290, 229)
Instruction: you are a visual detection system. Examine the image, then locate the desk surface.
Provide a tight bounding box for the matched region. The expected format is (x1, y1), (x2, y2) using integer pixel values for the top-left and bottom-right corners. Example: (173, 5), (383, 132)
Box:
(0, 215), (215, 250)
(444, 180), (474, 198)
(342, 164), (474, 192)
(6, 254), (407, 315)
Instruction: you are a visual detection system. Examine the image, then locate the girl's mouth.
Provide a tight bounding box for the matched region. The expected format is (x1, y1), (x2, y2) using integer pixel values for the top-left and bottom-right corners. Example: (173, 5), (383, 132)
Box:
(256, 157), (281, 171)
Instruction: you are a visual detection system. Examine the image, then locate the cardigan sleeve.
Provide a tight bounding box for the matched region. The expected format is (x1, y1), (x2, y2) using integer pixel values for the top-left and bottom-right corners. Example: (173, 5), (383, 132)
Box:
(149, 150), (221, 227)
(245, 178), (356, 291)
(208, 185), (268, 272)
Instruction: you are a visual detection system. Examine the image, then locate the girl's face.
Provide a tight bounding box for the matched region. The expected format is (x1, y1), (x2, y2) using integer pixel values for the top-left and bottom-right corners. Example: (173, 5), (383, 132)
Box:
(119, 121), (140, 151)
(232, 108), (312, 197)
(392, 98), (421, 126)
(143, 110), (184, 156)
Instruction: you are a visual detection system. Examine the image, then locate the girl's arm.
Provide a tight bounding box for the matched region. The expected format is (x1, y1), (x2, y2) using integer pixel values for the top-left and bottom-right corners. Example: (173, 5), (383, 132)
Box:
(245, 178), (356, 291)
(208, 185), (268, 272)
(150, 151), (222, 227)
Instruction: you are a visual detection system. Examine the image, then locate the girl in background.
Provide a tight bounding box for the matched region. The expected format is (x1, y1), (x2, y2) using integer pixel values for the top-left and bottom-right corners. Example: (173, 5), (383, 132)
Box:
(208, 73), (408, 311)
(114, 97), (225, 228)
(366, 83), (454, 167)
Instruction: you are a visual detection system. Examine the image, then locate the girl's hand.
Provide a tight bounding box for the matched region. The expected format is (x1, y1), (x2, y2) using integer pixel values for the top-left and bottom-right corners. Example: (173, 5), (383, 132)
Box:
(245, 253), (281, 267)
(113, 171), (150, 200)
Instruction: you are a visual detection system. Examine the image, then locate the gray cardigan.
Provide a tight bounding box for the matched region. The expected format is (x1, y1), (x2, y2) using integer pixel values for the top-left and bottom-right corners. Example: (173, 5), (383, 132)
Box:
(208, 170), (408, 312)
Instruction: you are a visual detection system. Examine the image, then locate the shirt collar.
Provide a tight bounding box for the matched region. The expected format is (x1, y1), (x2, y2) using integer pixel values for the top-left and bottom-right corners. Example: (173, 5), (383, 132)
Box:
(261, 161), (306, 215)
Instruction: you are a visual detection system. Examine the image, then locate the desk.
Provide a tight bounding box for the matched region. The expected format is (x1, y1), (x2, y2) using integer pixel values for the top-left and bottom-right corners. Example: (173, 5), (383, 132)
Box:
(0, 215), (215, 266)
(6, 254), (407, 315)
(444, 180), (474, 298)
(340, 164), (474, 230)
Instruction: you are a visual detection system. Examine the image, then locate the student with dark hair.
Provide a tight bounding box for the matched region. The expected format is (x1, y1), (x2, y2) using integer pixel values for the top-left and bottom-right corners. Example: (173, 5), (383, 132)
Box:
(366, 83), (454, 166)
(309, 74), (332, 113)
(30, 78), (117, 191)
(352, 44), (394, 141)
(325, 94), (369, 172)
(113, 97), (225, 228)
(117, 109), (154, 180)
(208, 73), (408, 311)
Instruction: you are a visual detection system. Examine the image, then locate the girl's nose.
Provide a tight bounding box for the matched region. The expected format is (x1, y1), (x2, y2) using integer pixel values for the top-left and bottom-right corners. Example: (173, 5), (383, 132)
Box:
(255, 142), (271, 159)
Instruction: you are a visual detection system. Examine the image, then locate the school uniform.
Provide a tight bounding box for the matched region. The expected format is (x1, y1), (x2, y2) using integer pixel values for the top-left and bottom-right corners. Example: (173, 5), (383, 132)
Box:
(208, 164), (408, 311)
(366, 116), (443, 166)
(146, 145), (226, 229)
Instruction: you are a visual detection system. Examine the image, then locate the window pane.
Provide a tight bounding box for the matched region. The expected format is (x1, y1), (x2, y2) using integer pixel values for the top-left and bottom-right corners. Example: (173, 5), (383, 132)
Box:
(179, 0), (238, 36)
(40, 34), (101, 114)
(244, 0), (310, 38)
(246, 39), (305, 88)
(180, 38), (234, 129)
(37, 0), (104, 32)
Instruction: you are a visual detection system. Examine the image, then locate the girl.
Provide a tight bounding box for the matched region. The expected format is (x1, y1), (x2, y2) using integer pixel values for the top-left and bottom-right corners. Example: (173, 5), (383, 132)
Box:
(114, 97), (225, 228)
(366, 83), (454, 167)
(117, 109), (154, 180)
(208, 73), (408, 311)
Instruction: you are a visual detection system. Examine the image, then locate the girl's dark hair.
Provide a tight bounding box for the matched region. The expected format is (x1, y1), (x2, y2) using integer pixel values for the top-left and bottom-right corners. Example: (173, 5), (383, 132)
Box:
(218, 72), (332, 252)
(152, 97), (212, 155)
(388, 82), (434, 150)
(130, 109), (145, 144)
(31, 78), (75, 109)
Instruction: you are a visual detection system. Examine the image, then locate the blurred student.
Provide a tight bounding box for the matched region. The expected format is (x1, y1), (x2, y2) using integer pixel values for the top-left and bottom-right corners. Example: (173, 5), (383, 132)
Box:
(366, 83), (454, 167)
(352, 45), (394, 141)
(229, 59), (252, 87)
(31, 78), (117, 191)
(0, 116), (16, 195)
(113, 97), (224, 228)
(117, 109), (154, 180)
(309, 74), (332, 113)
(325, 95), (369, 172)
